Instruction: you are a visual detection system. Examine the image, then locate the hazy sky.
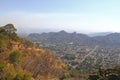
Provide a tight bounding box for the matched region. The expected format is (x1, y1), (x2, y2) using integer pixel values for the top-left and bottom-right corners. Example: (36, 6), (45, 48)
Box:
(0, 0), (120, 33)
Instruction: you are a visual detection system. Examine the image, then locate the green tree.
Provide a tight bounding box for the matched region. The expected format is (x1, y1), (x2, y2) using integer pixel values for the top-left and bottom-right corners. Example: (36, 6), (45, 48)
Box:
(3, 24), (16, 35)
(0, 27), (7, 35)
(3, 24), (17, 49)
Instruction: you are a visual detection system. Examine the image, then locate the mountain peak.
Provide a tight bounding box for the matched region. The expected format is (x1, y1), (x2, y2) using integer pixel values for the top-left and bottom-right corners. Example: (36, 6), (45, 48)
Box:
(59, 30), (67, 33)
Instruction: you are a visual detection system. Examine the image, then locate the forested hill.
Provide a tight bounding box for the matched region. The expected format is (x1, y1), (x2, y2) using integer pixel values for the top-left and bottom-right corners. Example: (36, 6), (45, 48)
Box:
(0, 24), (66, 80)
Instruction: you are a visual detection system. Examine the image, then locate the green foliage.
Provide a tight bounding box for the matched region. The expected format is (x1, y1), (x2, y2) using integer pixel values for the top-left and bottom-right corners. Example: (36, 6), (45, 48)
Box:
(22, 74), (32, 80)
(13, 74), (22, 80)
(60, 74), (68, 80)
(9, 51), (21, 65)
(0, 27), (7, 35)
(0, 25), (11, 39)
(0, 24), (19, 51)
(88, 75), (99, 80)
(88, 66), (120, 80)
(3, 24), (17, 34)
(0, 61), (6, 72)
(0, 41), (6, 53)
(0, 33), (7, 39)
(13, 73), (31, 80)
(11, 32), (19, 41)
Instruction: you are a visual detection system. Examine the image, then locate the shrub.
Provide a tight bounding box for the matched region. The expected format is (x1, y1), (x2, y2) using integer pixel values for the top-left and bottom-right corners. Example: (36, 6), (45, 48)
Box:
(0, 61), (6, 72)
(9, 51), (21, 65)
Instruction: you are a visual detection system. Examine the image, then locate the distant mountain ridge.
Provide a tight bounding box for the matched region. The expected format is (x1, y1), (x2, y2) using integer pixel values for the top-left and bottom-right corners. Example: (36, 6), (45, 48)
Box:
(27, 31), (120, 46)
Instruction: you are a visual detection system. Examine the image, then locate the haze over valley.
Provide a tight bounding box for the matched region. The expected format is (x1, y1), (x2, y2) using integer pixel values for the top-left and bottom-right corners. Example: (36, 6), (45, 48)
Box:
(0, 0), (120, 80)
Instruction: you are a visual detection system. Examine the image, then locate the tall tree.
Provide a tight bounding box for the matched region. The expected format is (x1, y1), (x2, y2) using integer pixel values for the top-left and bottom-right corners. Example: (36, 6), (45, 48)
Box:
(3, 24), (17, 49)
(3, 24), (16, 34)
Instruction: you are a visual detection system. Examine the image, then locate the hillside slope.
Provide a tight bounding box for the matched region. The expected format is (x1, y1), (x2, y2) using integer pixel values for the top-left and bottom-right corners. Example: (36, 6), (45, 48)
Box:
(0, 24), (66, 80)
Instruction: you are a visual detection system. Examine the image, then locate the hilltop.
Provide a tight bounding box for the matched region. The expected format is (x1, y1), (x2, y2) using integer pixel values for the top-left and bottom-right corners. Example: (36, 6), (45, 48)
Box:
(0, 24), (67, 80)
